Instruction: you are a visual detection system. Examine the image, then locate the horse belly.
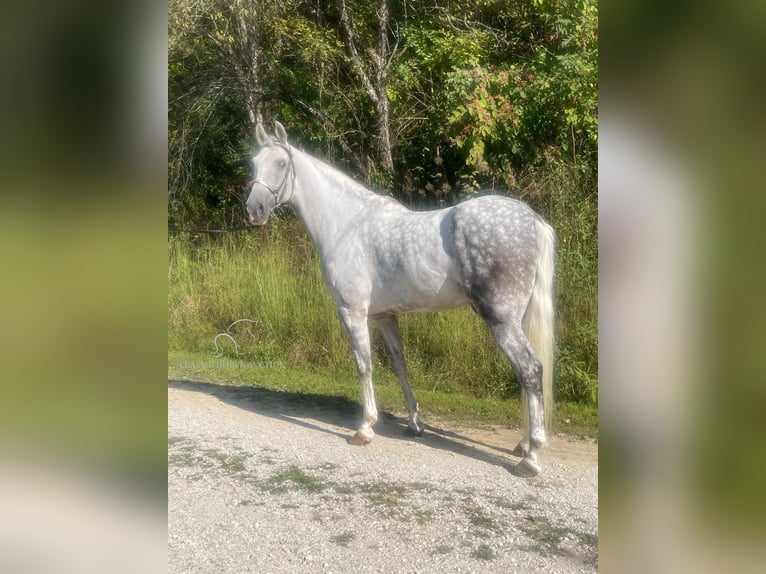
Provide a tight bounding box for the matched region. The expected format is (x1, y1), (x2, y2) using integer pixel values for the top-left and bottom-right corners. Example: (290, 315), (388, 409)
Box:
(369, 268), (469, 314)
(366, 209), (470, 314)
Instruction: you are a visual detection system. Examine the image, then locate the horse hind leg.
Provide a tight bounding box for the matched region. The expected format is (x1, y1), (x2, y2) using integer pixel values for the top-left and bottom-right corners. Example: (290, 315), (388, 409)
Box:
(489, 320), (547, 477)
(373, 314), (423, 436)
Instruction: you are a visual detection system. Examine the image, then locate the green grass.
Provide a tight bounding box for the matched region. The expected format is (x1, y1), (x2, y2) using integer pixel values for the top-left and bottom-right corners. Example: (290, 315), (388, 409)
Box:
(471, 544), (497, 560)
(330, 531), (356, 547)
(168, 350), (596, 436)
(463, 501), (502, 532)
(168, 214), (597, 436)
(267, 465), (328, 493)
(517, 514), (598, 557)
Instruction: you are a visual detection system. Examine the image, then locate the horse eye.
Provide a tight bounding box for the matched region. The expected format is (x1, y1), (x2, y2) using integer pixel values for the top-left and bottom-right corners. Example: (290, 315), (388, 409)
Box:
(279, 159), (287, 168)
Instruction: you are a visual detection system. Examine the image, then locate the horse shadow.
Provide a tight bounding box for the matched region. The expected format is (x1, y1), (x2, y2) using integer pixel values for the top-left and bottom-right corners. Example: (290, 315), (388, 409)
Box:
(168, 379), (529, 477)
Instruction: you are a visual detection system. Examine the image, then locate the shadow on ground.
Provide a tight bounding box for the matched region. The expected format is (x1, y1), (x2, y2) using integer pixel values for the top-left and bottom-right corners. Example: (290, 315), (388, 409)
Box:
(168, 379), (529, 477)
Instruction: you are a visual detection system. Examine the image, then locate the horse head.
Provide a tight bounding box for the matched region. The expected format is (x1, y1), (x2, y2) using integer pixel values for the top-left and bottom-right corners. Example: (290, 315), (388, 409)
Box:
(245, 121), (294, 225)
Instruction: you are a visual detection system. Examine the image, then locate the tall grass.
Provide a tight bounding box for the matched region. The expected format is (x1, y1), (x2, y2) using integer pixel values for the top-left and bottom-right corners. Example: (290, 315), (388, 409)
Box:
(168, 165), (598, 410)
(541, 161), (599, 405)
(168, 225), (348, 370)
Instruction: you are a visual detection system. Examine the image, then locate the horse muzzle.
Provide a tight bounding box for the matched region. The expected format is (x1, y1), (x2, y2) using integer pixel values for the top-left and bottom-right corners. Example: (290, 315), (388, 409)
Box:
(245, 185), (276, 225)
(246, 203), (268, 225)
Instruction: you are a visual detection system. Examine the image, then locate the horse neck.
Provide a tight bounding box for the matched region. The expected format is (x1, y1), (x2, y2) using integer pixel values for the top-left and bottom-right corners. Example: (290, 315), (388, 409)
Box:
(289, 150), (372, 252)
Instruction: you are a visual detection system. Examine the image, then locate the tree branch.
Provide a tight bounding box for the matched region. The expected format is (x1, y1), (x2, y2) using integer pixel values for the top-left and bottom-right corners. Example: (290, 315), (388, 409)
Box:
(289, 96), (369, 178)
(336, 0), (379, 105)
(375, 0), (389, 85)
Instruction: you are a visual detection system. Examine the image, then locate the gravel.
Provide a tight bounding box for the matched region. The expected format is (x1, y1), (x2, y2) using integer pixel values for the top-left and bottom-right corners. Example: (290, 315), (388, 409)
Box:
(168, 380), (597, 573)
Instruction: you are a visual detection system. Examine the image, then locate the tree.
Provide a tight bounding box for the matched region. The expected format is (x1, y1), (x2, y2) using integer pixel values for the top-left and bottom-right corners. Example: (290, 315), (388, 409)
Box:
(168, 0), (598, 222)
(168, 0), (288, 227)
(337, 0), (402, 175)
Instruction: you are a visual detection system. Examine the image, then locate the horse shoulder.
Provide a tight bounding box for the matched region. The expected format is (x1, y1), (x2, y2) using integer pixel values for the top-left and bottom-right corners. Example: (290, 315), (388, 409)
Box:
(320, 233), (373, 305)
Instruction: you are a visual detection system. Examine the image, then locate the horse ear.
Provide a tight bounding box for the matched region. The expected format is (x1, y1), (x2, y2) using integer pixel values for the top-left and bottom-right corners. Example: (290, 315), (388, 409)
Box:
(274, 121), (288, 145)
(255, 122), (269, 146)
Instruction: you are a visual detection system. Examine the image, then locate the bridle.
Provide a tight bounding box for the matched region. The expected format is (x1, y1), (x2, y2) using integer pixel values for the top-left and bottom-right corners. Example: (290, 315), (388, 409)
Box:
(251, 143), (296, 210)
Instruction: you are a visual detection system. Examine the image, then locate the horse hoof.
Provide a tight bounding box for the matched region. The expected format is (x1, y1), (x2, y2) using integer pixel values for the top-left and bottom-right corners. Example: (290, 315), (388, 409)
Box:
(350, 432), (372, 446)
(513, 457), (542, 478)
(404, 426), (423, 437)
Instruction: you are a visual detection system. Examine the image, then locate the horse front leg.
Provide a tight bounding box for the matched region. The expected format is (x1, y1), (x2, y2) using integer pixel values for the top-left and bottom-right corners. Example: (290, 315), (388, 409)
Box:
(338, 307), (377, 444)
(373, 313), (423, 436)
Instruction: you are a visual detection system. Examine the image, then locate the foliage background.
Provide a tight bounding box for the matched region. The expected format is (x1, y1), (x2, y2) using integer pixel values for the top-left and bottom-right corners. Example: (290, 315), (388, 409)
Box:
(168, 0), (598, 409)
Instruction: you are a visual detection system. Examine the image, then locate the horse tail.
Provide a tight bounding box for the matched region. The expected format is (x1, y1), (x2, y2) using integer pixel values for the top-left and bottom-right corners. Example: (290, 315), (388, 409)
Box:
(522, 217), (556, 436)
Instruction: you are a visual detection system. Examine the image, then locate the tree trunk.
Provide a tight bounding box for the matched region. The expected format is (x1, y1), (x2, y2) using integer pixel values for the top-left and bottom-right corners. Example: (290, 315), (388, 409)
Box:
(375, 97), (393, 171)
(337, 0), (396, 173)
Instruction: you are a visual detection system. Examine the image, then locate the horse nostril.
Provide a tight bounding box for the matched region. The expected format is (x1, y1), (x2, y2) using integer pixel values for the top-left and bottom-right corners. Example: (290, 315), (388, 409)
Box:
(257, 203), (265, 217)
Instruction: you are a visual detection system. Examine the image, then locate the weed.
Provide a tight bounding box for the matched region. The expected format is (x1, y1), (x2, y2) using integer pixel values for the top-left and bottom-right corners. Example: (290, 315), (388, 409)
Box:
(415, 509), (435, 524)
(200, 448), (248, 473)
(358, 481), (408, 511)
(576, 531), (598, 547)
(267, 465), (328, 493)
(462, 501), (502, 532)
(471, 544), (496, 561)
(331, 531), (356, 547)
(517, 515), (596, 557)
(484, 494), (516, 510)
(168, 451), (204, 468)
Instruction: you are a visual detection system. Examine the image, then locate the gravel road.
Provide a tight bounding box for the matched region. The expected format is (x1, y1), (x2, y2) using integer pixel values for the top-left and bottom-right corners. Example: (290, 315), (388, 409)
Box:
(168, 379), (598, 573)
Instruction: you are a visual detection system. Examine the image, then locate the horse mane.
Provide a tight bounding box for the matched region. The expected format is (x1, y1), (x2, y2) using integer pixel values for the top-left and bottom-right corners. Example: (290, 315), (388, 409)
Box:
(295, 147), (406, 209)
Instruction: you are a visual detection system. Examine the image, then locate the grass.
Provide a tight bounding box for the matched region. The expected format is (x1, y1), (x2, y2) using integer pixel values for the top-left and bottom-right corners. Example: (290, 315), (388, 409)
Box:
(267, 465), (328, 493)
(330, 532), (356, 547)
(168, 214), (597, 436)
(464, 502), (502, 532)
(517, 514), (598, 558)
(471, 544), (497, 561)
(168, 350), (596, 436)
(358, 481), (409, 511)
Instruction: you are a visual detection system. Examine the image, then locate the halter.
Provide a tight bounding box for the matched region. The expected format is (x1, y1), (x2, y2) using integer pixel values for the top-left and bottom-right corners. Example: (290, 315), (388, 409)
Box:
(252, 143), (296, 209)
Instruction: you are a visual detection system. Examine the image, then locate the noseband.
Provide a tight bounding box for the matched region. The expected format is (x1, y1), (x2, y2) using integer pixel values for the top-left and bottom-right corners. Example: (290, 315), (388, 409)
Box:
(252, 143), (296, 209)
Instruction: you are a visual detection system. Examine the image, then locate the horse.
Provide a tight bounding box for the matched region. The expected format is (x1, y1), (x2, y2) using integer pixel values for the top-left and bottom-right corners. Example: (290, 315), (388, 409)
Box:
(245, 121), (555, 477)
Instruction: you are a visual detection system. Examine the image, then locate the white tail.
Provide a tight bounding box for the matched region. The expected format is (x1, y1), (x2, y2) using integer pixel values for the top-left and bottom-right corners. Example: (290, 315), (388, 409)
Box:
(522, 217), (556, 435)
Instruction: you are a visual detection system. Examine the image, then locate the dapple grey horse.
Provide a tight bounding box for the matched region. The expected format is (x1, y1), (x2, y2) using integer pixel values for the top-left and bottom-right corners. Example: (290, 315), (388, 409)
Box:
(245, 121), (555, 476)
